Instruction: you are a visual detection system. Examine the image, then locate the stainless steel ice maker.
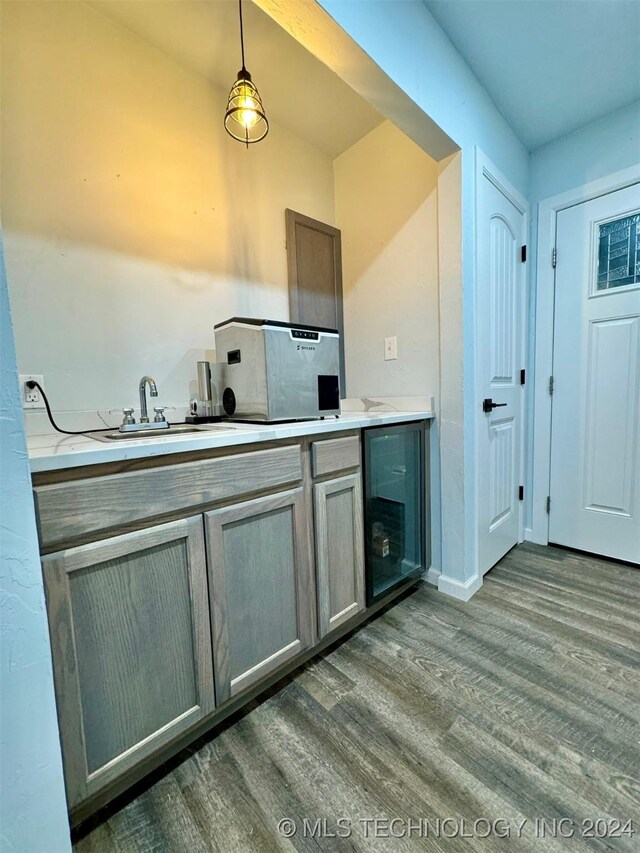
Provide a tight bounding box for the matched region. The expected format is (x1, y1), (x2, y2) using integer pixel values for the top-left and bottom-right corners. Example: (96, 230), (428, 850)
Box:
(214, 318), (340, 421)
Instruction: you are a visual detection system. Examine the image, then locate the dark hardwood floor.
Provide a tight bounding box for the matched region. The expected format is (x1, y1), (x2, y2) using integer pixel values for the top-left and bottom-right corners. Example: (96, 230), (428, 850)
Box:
(75, 544), (640, 851)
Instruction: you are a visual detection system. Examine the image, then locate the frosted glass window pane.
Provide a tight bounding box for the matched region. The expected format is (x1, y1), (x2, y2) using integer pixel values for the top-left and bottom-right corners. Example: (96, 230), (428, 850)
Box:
(597, 213), (640, 290)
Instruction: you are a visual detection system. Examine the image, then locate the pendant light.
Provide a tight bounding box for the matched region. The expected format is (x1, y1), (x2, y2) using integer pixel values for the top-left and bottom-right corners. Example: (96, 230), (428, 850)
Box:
(224, 0), (269, 146)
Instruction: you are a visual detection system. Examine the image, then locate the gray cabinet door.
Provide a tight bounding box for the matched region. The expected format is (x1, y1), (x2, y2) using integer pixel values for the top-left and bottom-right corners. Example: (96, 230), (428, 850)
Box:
(205, 488), (314, 703)
(42, 517), (215, 807)
(314, 473), (365, 637)
(285, 208), (345, 393)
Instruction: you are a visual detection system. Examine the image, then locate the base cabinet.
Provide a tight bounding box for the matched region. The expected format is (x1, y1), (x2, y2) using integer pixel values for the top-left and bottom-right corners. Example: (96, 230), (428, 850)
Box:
(37, 426), (426, 821)
(205, 487), (314, 703)
(313, 473), (365, 637)
(42, 517), (216, 808)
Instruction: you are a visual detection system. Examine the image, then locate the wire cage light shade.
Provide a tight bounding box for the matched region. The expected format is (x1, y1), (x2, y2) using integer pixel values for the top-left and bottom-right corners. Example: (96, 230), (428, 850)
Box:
(224, 68), (269, 145)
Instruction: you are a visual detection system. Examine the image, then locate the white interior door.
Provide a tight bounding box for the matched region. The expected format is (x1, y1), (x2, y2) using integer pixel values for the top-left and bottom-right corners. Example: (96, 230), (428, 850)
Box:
(550, 184), (640, 564)
(477, 165), (527, 575)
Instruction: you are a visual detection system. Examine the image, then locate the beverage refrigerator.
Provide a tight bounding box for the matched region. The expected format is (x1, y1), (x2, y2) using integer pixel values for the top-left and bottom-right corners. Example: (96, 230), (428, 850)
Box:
(363, 421), (428, 604)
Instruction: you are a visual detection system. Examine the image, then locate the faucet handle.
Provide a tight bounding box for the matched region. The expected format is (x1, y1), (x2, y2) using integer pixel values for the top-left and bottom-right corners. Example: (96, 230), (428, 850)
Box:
(122, 407), (135, 425)
(153, 406), (166, 423)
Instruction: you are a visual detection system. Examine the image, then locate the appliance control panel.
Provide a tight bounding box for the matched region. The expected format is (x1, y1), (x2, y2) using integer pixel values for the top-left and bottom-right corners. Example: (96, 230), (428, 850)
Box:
(291, 329), (319, 341)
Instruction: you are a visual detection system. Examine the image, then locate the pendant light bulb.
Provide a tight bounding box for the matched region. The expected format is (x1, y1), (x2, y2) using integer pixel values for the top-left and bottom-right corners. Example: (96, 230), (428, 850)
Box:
(224, 1), (269, 145)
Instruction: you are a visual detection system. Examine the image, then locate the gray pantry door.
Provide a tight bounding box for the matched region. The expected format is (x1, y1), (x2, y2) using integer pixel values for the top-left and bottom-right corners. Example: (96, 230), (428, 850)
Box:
(286, 208), (345, 393)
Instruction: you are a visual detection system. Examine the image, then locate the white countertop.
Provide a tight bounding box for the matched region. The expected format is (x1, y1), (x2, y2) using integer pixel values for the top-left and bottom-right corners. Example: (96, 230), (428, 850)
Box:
(27, 410), (434, 473)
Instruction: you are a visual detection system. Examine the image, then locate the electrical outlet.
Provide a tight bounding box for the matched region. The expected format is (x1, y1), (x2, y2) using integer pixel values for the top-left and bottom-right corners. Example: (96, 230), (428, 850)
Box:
(19, 375), (46, 409)
(384, 336), (397, 361)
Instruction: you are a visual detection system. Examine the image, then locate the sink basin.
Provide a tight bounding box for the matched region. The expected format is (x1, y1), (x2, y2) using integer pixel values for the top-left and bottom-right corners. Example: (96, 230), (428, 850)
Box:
(89, 425), (212, 442)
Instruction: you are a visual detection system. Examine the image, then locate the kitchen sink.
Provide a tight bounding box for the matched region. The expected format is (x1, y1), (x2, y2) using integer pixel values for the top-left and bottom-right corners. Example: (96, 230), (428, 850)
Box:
(88, 424), (240, 442)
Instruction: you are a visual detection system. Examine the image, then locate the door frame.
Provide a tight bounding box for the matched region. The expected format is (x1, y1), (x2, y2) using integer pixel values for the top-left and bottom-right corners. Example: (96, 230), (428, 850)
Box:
(474, 148), (529, 555)
(531, 163), (640, 545)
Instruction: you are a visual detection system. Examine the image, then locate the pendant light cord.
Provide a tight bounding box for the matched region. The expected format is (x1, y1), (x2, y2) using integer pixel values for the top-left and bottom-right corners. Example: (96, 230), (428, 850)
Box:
(239, 0), (246, 70)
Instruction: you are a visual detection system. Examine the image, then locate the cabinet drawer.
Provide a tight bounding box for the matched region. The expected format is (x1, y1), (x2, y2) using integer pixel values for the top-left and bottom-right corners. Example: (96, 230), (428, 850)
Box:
(35, 444), (302, 549)
(311, 435), (360, 478)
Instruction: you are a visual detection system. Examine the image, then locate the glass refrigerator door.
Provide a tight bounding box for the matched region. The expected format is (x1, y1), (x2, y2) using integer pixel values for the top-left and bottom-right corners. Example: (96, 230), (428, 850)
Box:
(364, 422), (425, 603)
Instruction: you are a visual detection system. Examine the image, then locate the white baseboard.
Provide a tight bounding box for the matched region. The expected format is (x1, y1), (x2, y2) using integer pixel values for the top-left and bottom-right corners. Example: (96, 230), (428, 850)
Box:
(425, 567), (440, 587)
(437, 573), (482, 602)
(524, 527), (533, 541)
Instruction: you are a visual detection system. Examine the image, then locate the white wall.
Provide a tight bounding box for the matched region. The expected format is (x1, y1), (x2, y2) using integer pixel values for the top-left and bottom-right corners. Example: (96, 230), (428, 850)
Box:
(0, 227), (71, 851)
(334, 121), (440, 400)
(319, 0), (528, 191)
(435, 152), (463, 582)
(1, 0), (335, 429)
(524, 100), (640, 531)
(334, 120), (444, 574)
(319, 0), (529, 586)
(530, 100), (640, 202)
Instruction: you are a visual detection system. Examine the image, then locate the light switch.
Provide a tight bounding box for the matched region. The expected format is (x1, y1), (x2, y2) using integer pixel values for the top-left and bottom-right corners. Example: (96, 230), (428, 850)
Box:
(384, 336), (397, 361)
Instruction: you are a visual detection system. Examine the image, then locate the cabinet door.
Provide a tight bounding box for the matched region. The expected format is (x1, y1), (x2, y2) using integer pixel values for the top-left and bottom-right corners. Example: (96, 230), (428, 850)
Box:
(314, 473), (365, 637)
(205, 488), (314, 703)
(42, 517), (215, 807)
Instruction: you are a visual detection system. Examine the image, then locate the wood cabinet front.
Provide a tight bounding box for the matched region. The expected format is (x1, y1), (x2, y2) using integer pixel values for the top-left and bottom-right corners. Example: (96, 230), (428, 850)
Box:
(311, 435), (360, 478)
(42, 517), (215, 807)
(35, 444), (302, 550)
(313, 473), (365, 637)
(205, 488), (314, 703)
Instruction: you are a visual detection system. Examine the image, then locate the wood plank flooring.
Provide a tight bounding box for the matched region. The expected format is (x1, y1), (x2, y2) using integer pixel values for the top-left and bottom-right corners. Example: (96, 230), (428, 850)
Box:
(75, 544), (640, 851)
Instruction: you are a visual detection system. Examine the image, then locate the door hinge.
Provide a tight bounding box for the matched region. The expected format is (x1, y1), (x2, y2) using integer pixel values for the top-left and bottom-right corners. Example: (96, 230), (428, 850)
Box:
(546, 496), (551, 514)
(519, 485), (524, 501)
(520, 368), (526, 385)
(552, 247), (557, 268)
(549, 375), (554, 396)
(521, 245), (527, 263)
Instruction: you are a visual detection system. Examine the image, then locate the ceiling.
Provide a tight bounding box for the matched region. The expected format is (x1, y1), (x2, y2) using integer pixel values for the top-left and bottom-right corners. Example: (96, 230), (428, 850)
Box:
(88, 0), (383, 159)
(425, 0), (640, 150)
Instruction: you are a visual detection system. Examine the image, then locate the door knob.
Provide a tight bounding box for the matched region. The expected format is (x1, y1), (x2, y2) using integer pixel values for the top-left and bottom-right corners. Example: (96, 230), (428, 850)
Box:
(482, 398), (508, 413)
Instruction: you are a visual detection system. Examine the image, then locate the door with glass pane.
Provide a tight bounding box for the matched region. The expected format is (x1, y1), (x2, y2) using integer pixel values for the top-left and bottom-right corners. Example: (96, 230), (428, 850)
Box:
(550, 183), (640, 563)
(363, 421), (427, 603)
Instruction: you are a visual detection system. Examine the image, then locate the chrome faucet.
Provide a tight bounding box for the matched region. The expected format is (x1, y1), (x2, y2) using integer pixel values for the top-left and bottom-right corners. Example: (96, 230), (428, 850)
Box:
(139, 375), (158, 423)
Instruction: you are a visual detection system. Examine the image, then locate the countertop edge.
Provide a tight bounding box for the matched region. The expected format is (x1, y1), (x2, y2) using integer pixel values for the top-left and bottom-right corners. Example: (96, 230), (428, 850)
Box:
(28, 411), (435, 474)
